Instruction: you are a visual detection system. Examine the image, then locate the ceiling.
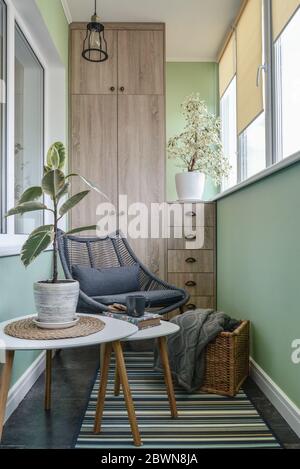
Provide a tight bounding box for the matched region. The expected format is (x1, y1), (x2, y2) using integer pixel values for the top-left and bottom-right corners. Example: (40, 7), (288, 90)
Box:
(64, 0), (242, 61)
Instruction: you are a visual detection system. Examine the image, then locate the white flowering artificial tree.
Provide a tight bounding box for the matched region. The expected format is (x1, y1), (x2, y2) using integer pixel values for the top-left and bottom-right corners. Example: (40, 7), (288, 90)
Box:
(168, 93), (230, 186)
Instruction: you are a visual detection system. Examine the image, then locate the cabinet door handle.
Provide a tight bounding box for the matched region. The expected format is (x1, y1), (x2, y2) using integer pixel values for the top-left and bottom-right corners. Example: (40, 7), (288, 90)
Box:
(186, 257), (196, 264)
(186, 211), (196, 217)
(185, 281), (196, 287)
(186, 304), (197, 310)
(120, 86), (125, 92)
(185, 234), (196, 241)
(110, 86), (115, 92)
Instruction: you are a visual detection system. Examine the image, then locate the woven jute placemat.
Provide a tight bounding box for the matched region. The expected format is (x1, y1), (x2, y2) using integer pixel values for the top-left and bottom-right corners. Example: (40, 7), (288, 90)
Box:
(4, 316), (105, 341)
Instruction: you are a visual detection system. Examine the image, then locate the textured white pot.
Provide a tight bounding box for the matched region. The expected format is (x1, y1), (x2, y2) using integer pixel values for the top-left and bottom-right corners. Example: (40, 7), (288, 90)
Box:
(175, 172), (206, 201)
(34, 280), (80, 324)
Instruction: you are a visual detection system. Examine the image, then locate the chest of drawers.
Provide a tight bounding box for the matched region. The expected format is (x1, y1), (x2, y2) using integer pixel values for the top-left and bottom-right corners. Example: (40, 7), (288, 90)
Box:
(167, 202), (216, 314)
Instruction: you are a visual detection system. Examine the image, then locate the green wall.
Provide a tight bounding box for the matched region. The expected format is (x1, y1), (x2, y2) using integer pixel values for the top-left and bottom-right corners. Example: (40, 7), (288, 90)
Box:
(217, 163), (300, 408)
(166, 62), (219, 202)
(0, 253), (52, 385)
(36, 0), (69, 67)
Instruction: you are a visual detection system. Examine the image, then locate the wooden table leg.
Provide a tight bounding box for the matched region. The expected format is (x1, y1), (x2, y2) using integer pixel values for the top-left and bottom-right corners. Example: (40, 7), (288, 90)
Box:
(94, 343), (112, 434)
(114, 366), (121, 397)
(158, 337), (178, 419)
(44, 350), (52, 411)
(114, 342), (123, 397)
(113, 341), (142, 447)
(0, 350), (15, 441)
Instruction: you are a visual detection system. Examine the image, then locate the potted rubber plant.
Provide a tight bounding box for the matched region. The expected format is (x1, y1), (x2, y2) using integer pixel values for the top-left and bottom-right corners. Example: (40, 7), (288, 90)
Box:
(167, 93), (230, 201)
(6, 142), (102, 328)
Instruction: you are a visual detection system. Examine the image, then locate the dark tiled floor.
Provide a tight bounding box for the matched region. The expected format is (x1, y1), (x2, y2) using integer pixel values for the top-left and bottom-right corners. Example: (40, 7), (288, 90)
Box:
(1, 346), (300, 449)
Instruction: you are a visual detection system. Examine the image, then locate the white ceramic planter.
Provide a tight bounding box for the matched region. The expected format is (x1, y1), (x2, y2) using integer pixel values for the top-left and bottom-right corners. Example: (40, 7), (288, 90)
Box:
(34, 280), (80, 324)
(175, 172), (206, 201)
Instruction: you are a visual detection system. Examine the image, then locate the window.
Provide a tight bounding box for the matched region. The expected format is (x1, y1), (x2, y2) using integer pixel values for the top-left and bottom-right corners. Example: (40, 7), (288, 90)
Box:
(14, 25), (44, 234)
(0, 0), (6, 233)
(220, 77), (237, 189)
(240, 112), (266, 179)
(218, 0), (300, 195)
(274, 7), (300, 161)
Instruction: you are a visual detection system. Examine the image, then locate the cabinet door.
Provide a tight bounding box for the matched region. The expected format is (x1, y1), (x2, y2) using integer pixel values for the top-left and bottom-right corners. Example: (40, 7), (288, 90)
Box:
(118, 95), (165, 276)
(71, 30), (118, 95)
(71, 95), (118, 229)
(118, 30), (164, 95)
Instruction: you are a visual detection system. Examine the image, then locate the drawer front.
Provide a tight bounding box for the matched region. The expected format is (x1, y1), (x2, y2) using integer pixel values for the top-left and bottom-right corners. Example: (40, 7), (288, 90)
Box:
(168, 203), (216, 227)
(168, 273), (214, 296)
(168, 250), (214, 273)
(167, 227), (214, 250)
(183, 296), (215, 311)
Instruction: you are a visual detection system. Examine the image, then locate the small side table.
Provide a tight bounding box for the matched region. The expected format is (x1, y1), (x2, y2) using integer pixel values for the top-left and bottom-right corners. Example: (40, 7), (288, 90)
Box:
(94, 321), (180, 436)
(0, 314), (140, 445)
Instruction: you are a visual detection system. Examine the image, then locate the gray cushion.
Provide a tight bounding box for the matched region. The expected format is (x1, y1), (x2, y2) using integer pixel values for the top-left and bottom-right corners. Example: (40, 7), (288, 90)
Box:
(93, 289), (185, 308)
(72, 264), (140, 297)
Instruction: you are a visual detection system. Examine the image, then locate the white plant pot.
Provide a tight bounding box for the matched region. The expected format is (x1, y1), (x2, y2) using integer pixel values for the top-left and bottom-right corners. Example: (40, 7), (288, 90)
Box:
(175, 172), (206, 201)
(34, 280), (80, 324)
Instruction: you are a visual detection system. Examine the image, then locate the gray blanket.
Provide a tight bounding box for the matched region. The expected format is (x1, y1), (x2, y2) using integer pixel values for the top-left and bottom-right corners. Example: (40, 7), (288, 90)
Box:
(154, 309), (239, 393)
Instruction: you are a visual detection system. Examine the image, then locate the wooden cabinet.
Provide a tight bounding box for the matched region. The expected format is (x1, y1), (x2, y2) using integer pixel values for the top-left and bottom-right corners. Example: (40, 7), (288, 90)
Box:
(71, 30), (118, 95)
(167, 202), (216, 313)
(118, 95), (165, 275)
(70, 95), (118, 228)
(118, 31), (164, 95)
(70, 23), (165, 277)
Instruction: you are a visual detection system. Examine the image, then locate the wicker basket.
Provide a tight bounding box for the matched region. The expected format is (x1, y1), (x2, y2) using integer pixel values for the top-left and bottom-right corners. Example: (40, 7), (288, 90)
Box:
(200, 320), (250, 397)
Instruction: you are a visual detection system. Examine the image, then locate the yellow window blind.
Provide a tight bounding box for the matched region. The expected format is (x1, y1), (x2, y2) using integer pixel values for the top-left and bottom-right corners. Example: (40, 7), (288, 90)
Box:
(272, 0), (300, 40)
(219, 34), (236, 98)
(236, 0), (264, 135)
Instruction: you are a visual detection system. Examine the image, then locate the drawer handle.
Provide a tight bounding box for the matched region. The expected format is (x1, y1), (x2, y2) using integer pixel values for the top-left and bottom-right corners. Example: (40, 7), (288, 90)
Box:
(187, 304), (197, 310)
(120, 86), (125, 92)
(185, 281), (196, 287)
(110, 86), (115, 92)
(185, 257), (196, 264)
(185, 234), (196, 241)
(186, 211), (196, 217)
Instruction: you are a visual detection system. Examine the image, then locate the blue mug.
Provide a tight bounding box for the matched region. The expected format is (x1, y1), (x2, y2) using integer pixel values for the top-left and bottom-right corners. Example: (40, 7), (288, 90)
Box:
(126, 296), (149, 318)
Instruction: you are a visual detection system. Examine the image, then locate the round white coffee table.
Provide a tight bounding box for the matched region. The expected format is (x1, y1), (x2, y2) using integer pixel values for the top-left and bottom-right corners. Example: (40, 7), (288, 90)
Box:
(95, 320), (180, 435)
(0, 314), (141, 445)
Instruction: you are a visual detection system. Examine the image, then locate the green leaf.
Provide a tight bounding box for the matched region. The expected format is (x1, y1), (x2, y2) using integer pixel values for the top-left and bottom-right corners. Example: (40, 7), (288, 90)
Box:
(57, 182), (70, 201)
(6, 202), (48, 218)
(42, 170), (65, 199)
(65, 174), (109, 201)
(65, 225), (97, 235)
(59, 191), (90, 217)
(21, 225), (54, 268)
(19, 186), (43, 204)
(79, 176), (109, 201)
(47, 142), (66, 170)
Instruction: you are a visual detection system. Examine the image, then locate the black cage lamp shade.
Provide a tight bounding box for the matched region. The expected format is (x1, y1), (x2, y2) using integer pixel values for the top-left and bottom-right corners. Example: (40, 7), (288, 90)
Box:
(82, 0), (108, 63)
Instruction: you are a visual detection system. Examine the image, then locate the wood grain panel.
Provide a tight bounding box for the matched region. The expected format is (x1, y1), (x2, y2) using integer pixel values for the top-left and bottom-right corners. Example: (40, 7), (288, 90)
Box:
(118, 95), (165, 276)
(167, 227), (214, 250)
(168, 203), (216, 227)
(183, 296), (215, 310)
(71, 30), (117, 95)
(70, 95), (118, 230)
(118, 31), (164, 95)
(168, 250), (214, 273)
(168, 273), (214, 296)
(71, 23), (165, 31)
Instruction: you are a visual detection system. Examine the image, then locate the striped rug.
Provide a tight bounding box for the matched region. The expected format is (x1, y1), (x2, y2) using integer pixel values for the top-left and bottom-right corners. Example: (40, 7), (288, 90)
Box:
(75, 352), (281, 449)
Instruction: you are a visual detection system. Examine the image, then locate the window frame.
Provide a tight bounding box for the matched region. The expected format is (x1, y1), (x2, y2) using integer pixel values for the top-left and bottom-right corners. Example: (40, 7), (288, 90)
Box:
(217, 0), (300, 200)
(14, 21), (45, 234)
(0, 0), (7, 234)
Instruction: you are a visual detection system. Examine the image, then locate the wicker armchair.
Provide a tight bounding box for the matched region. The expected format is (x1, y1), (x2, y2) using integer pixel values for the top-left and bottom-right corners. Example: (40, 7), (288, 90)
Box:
(57, 230), (189, 316)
